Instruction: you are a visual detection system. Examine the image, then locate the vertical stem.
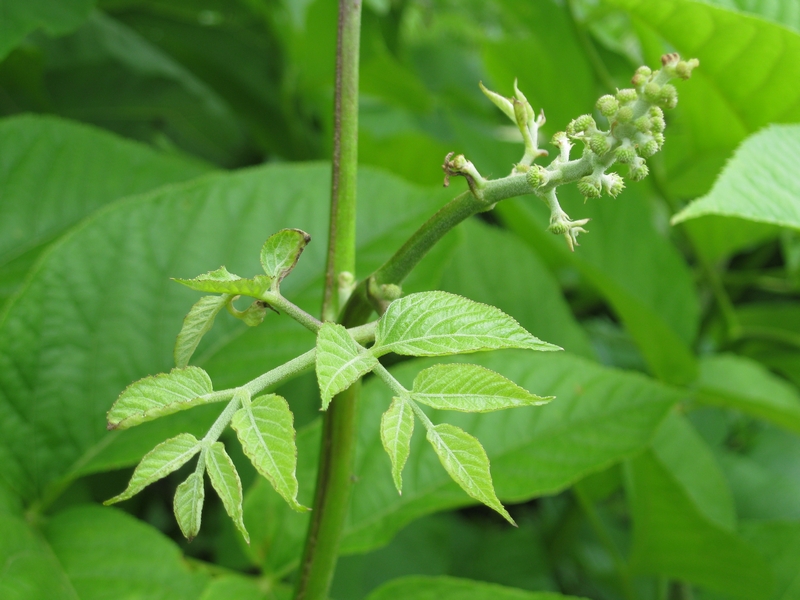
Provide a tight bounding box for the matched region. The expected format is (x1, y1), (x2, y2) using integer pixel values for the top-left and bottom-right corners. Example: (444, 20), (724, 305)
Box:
(322, 0), (362, 323)
(296, 2), (363, 599)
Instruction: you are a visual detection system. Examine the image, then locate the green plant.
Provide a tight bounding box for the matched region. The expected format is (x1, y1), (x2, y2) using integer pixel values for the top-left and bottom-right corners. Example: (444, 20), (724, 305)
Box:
(3, 2), (800, 600)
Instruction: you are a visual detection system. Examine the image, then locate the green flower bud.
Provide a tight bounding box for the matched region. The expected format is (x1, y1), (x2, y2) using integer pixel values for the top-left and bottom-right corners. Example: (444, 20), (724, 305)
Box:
(659, 84), (678, 109)
(634, 116), (652, 133)
(602, 173), (625, 197)
(634, 65), (652, 80)
(675, 58), (700, 79)
(653, 132), (665, 148)
(548, 221), (569, 235)
(596, 95), (619, 117)
(577, 176), (602, 199)
(567, 114), (596, 136)
(551, 131), (569, 146)
(526, 165), (548, 188)
(616, 88), (638, 104)
(649, 106), (664, 119)
(615, 106), (634, 123)
(629, 158), (649, 181)
(589, 133), (610, 156)
(643, 81), (661, 103)
(638, 138), (659, 158)
(615, 144), (636, 164)
(651, 115), (666, 133)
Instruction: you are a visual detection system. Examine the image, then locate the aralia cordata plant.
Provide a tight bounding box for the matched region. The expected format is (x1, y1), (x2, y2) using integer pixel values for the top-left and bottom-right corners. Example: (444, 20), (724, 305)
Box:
(104, 50), (698, 598)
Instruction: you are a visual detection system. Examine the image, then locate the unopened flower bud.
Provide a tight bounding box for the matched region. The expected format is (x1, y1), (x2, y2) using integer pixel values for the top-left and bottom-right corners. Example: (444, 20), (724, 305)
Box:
(629, 159), (649, 181)
(577, 176), (602, 198)
(653, 132), (665, 148)
(567, 114), (596, 136)
(616, 88), (638, 104)
(615, 106), (634, 123)
(634, 116), (652, 133)
(659, 84), (678, 109)
(638, 138), (659, 157)
(643, 82), (661, 103)
(548, 221), (569, 235)
(675, 58), (699, 79)
(526, 165), (548, 188)
(602, 173), (625, 197)
(615, 145), (636, 164)
(589, 134), (611, 156)
(596, 95), (619, 117)
(651, 115), (666, 133)
(551, 131), (569, 146)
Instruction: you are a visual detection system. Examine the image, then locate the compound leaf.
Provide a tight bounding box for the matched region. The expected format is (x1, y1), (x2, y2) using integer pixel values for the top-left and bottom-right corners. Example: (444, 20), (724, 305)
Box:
(380, 397), (415, 494)
(373, 291), (560, 357)
(174, 295), (230, 368)
(174, 472), (205, 542)
(316, 322), (378, 409)
(412, 363), (553, 412)
(231, 394), (307, 512)
(174, 267), (273, 298)
(426, 422), (514, 525)
(206, 442), (249, 544)
(260, 229), (311, 284)
(105, 433), (201, 504)
(107, 366), (213, 430)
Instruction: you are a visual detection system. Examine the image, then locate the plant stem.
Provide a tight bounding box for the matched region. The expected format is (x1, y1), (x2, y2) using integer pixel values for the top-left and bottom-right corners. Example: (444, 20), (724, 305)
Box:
(296, 1), (363, 598)
(321, 0), (362, 323)
(573, 482), (637, 600)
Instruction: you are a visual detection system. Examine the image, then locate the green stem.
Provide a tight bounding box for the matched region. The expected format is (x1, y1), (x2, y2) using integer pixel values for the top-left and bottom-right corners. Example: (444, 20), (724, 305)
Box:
(321, 0), (362, 323)
(296, 1), (363, 598)
(573, 482), (637, 600)
(265, 293), (324, 333)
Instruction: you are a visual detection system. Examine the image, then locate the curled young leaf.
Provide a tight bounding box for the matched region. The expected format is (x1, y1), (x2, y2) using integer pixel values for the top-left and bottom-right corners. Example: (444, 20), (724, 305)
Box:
(174, 471), (205, 542)
(206, 442), (249, 543)
(174, 294), (230, 368)
(260, 228), (311, 286)
(411, 363), (553, 412)
(105, 433), (201, 504)
(316, 322), (379, 410)
(380, 397), (415, 494)
(107, 366), (214, 430)
(174, 266), (273, 298)
(231, 394), (308, 512)
(373, 291), (560, 357)
(426, 422), (514, 525)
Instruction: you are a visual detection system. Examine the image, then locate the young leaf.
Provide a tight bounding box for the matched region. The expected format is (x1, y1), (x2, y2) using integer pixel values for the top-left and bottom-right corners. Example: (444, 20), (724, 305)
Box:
(425, 422), (514, 525)
(380, 397), (415, 494)
(174, 471), (205, 542)
(316, 322), (379, 409)
(260, 229), (311, 284)
(411, 363), (553, 412)
(174, 267), (273, 298)
(174, 295), (230, 368)
(107, 366), (213, 430)
(373, 291), (560, 357)
(231, 394), (308, 512)
(206, 442), (249, 543)
(105, 433), (201, 504)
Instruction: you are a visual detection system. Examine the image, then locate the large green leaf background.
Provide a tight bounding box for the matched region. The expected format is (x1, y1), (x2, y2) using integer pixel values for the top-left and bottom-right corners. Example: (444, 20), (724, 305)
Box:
(2, 0), (800, 598)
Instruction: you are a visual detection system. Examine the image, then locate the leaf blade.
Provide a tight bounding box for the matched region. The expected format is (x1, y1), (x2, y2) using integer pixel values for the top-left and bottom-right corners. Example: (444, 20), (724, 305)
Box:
(316, 322), (378, 409)
(412, 363), (553, 412)
(380, 398), (415, 494)
(205, 442), (249, 544)
(174, 472), (205, 542)
(426, 422), (514, 525)
(106, 366), (214, 430)
(174, 295), (230, 368)
(231, 394), (307, 512)
(260, 228), (311, 284)
(373, 291), (560, 357)
(174, 267), (273, 298)
(105, 433), (201, 504)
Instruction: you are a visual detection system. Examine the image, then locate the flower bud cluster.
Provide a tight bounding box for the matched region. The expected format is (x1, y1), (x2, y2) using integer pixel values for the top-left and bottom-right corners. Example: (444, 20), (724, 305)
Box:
(473, 54), (697, 250)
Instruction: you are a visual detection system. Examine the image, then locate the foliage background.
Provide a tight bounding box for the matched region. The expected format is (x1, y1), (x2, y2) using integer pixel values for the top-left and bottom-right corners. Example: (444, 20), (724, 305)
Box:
(2, 0), (800, 599)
